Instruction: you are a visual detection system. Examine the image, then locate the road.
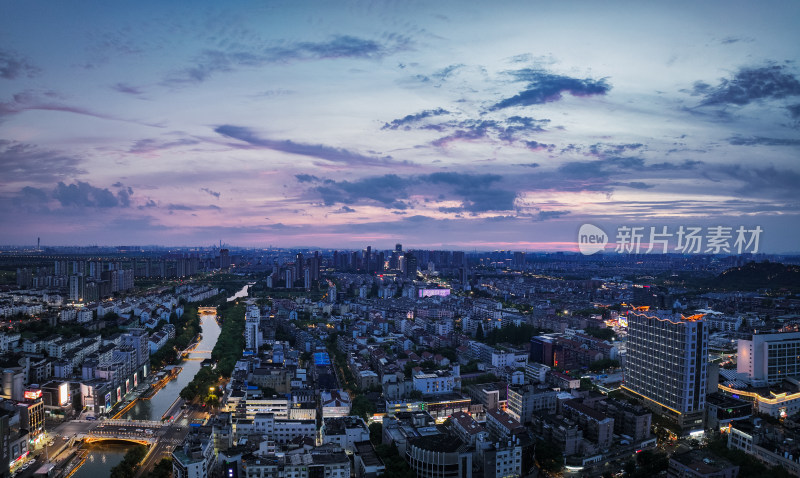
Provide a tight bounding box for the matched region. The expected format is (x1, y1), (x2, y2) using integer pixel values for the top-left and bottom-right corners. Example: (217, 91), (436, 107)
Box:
(136, 404), (208, 476)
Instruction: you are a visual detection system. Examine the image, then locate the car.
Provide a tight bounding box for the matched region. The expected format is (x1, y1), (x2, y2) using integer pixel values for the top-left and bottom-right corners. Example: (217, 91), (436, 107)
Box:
(86, 416), (96, 420)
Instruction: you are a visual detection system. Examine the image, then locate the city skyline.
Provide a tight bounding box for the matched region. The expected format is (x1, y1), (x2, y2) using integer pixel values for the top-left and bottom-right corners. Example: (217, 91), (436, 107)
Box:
(2, 1), (800, 252)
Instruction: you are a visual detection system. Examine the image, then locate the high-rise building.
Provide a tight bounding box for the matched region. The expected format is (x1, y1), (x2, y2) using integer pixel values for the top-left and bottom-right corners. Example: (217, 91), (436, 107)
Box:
(737, 332), (800, 387)
(622, 311), (708, 432)
(513, 251), (526, 270)
(219, 249), (231, 269)
(404, 252), (417, 278)
(245, 305), (261, 353)
(295, 253), (304, 281)
(68, 275), (85, 301)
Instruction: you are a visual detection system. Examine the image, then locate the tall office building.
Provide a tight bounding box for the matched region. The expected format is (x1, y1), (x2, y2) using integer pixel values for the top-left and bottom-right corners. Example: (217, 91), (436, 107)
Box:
(623, 311), (708, 432)
(295, 253), (304, 282)
(404, 252), (417, 278)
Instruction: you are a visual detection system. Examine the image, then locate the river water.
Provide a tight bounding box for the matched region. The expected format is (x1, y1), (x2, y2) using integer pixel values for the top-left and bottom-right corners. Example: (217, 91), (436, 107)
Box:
(71, 283), (249, 478)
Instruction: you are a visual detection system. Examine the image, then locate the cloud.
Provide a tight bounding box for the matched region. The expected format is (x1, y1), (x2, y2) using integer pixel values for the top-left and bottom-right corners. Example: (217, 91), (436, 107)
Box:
(0, 90), (162, 126)
(698, 65), (800, 106)
(0, 139), (86, 183)
(215, 125), (408, 167)
(617, 181), (654, 189)
(305, 172), (518, 213)
(112, 83), (145, 96)
(166, 35), (411, 85)
(313, 174), (411, 209)
(491, 69), (611, 110)
(200, 187), (220, 198)
(535, 210), (570, 221)
(646, 159), (704, 170)
(382, 108), (450, 130)
(129, 137), (200, 154)
(0, 49), (40, 80)
(295, 174), (321, 183)
(720, 165), (800, 198)
(52, 181), (132, 208)
(523, 141), (555, 152)
(332, 206), (356, 214)
(788, 104), (800, 119)
(727, 136), (800, 146)
(428, 117), (551, 147)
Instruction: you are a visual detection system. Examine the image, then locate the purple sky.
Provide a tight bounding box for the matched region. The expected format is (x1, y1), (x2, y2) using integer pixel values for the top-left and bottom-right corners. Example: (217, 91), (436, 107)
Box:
(1, 1), (799, 252)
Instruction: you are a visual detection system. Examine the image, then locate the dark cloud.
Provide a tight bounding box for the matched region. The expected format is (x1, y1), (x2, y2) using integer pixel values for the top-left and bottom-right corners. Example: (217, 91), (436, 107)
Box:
(166, 35), (411, 85)
(382, 108), (450, 130)
(295, 174), (320, 183)
(728, 136), (800, 146)
(167, 204), (194, 211)
(215, 125), (408, 167)
(491, 69), (611, 110)
(698, 65), (800, 106)
(306, 172), (517, 213)
(535, 210), (570, 221)
(425, 172), (516, 212)
(646, 160), (704, 170)
(200, 187), (220, 198)
(618, 182), (654, 190)
(523, 141), (555, 152)
(313, 174), (411, 209)
(0, 140), (86, 183)
(515, 162), (541, 168)
(275, 35), (410, 61)
(788, 104), (800, 119)
(10, 186), (50, 210)
(53, 181), (131, 208)
(720, 165), (800, 198)
(332, 206), (356, 214)
(0, 49), (40, 80)
(588, 143), (644, 156)
(429, 117), (550, 147)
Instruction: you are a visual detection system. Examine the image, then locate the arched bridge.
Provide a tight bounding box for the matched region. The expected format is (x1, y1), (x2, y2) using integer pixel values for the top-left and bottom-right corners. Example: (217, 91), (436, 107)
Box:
(73, 419), (165, 445)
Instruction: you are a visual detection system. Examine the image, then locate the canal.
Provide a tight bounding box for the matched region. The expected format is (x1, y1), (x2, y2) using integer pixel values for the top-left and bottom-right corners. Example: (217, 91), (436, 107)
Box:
(71, 283), (249, 477)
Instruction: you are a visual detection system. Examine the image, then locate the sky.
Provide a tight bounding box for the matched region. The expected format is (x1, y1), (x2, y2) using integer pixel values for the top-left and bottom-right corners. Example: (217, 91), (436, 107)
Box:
(1, 0), (799, 252)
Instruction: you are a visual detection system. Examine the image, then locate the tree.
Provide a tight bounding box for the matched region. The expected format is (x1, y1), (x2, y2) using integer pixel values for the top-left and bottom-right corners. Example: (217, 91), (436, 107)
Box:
(151, 458), (173, 478)
(350, 395), (376, 420)
(585, 327), (616, 341)
(475, 323), (484, 340)
(535, 439), (563, 473)
(369, 422), (383, 445)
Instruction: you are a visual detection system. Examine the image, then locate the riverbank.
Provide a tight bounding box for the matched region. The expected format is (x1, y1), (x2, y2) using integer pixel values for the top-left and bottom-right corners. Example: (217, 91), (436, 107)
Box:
(66, 283), (249, 477)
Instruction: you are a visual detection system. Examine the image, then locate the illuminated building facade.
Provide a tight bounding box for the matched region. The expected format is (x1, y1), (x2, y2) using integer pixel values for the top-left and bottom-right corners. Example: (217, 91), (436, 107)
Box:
(737, 331), (800, 387)
(623, 312), (707, 432)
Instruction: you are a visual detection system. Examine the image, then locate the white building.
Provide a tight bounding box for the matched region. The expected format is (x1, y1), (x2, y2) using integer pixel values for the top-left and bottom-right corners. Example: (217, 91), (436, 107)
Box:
(412, 371), (456, 396)
(321, 390), (352, 418)
(737, 332), (800, 387)
(245, 305), (261, 353)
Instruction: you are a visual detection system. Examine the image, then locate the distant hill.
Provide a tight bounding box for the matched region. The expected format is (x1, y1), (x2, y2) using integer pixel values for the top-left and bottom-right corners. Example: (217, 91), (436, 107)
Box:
(710, 261), (800, 292)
